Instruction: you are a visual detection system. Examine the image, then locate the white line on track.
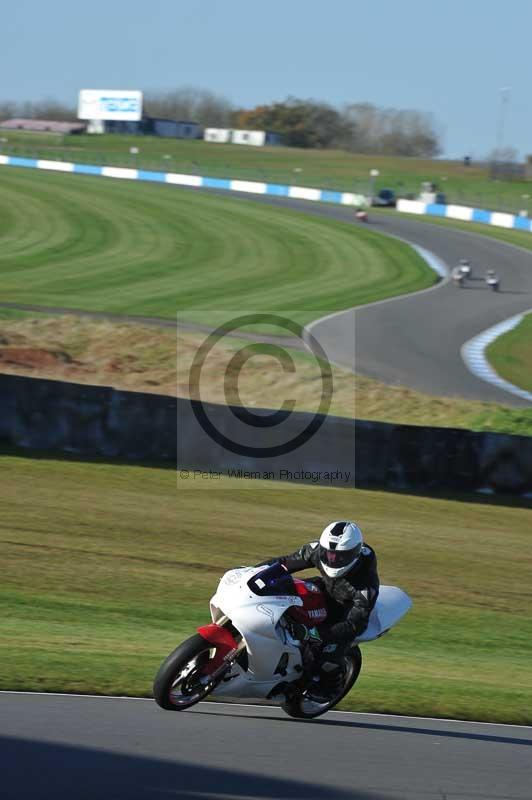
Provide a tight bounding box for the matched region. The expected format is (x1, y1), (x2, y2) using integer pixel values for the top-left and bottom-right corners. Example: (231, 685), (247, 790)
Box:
(461, 311), (532, 403)
(2, 690), (531, 730)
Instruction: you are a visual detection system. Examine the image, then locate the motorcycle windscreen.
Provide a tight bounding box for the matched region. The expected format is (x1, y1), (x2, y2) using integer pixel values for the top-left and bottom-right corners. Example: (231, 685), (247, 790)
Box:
(356, 586), (412, 642)
(247, 563), (298, 597)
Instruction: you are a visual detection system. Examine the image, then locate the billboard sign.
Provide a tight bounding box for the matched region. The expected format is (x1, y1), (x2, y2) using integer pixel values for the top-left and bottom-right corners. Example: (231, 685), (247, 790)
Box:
(78, 90), (143, 121)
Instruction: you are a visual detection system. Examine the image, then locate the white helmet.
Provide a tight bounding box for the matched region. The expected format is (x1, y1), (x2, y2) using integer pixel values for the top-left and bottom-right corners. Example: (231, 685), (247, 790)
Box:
(319, 521), (364, 578)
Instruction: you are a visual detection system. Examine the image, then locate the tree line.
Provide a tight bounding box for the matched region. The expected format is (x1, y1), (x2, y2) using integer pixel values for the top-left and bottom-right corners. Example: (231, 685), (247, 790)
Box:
(0, 89), (441, 157)
(232, 98), (441, 156)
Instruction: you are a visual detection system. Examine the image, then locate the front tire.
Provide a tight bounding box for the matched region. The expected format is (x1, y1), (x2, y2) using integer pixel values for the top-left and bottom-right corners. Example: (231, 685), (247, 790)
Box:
(153, 634), (217, 711)
(282, 646), (362, 720)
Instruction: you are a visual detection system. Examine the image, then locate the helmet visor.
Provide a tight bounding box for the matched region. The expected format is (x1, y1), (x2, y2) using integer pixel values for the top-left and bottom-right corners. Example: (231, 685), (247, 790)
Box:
(320, 543), (361, 570)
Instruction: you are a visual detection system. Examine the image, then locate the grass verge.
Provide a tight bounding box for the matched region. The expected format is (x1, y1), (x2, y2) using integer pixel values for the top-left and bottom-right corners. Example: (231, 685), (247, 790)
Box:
(1, 315), (532, 434)
(1, 452), (531, 724)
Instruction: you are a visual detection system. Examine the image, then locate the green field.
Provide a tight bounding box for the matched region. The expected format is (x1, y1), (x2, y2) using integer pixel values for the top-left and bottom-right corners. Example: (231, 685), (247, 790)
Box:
(487, 312), (532, 392)
(0, 166), (433, 323)
(1, 451), (531, 724)
(3, 131), (532, 213)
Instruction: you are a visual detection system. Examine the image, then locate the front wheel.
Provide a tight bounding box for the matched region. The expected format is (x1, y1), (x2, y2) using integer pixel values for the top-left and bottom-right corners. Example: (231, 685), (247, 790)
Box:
(153, 634), (219, 711)
(282, 647), (362, 720)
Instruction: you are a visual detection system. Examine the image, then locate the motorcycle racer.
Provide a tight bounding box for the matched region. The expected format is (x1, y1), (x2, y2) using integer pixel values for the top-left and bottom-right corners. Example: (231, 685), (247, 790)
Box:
(259, 521), (380, 660)
(154, 522), (411, 718)
(485, 268), (500, 291)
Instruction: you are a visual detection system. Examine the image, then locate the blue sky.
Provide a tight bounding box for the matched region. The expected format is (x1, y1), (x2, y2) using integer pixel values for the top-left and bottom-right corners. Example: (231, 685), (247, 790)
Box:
(2, 0), (530, 158)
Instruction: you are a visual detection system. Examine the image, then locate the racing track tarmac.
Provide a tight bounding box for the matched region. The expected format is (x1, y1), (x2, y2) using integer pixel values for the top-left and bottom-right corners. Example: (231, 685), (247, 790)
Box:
(216, 193), (532, 408)
(2, 693), (532, 800)
(314, 213), (532, 407)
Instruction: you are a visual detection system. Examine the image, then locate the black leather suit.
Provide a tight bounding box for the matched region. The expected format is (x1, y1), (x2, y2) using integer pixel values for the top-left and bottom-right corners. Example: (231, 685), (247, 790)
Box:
(264, 541), (380, 645)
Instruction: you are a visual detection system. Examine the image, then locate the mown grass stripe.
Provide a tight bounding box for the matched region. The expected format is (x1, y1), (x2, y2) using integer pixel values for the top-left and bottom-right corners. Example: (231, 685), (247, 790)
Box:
(0, 167), (434, 324)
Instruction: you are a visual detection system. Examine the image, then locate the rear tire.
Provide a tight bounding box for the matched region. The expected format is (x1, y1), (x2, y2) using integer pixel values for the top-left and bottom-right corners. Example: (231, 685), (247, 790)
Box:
(153, 634), (217, 711)
(282, 646), (362, 720)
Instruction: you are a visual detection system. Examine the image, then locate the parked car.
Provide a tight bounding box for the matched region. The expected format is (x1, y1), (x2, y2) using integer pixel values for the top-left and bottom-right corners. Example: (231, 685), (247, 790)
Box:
(372, 188), (396, 207)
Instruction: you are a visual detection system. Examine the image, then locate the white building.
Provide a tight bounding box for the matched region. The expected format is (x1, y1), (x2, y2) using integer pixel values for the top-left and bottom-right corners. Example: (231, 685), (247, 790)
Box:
(204, 128), (232, 143)
(231, 129), (281, 147)
(203, 128), (282, 146)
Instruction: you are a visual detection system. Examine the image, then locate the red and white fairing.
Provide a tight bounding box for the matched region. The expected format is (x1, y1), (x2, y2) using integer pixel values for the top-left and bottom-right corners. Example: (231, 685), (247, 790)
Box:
(288, 579), (328, 625)
(203, 566), (411, 704)
(207, 566), (305, 699)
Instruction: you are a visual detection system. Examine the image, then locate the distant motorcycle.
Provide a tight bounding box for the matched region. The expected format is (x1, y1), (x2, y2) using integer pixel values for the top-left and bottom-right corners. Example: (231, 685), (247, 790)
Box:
(355, 208), (369, 223)
(452, 267), (465, 287)
(485, 270), (500, 292)
(458, 258), (472, 278)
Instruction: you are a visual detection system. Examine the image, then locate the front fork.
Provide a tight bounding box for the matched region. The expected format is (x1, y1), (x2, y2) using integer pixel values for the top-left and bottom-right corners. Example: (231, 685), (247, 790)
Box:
(197, 621), (246, 680)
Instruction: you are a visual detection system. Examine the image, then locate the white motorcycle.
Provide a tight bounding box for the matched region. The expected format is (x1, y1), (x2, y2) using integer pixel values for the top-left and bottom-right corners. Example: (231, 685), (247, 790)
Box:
(153, 563), (412, 720)
(485, 270), (500, 292)
(458, 258), (472, 278)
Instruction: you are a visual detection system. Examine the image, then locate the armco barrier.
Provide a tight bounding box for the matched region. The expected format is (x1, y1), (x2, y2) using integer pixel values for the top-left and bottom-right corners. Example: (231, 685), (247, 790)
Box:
(0, 154), (367, 208)
(397, 198), (532, 233)
(1, 374), (531, 496)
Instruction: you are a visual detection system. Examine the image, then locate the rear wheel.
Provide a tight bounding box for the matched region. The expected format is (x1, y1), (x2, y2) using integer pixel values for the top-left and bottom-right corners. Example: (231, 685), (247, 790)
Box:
(153, 634), (218, 711)
(282, 647), (362, 720)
